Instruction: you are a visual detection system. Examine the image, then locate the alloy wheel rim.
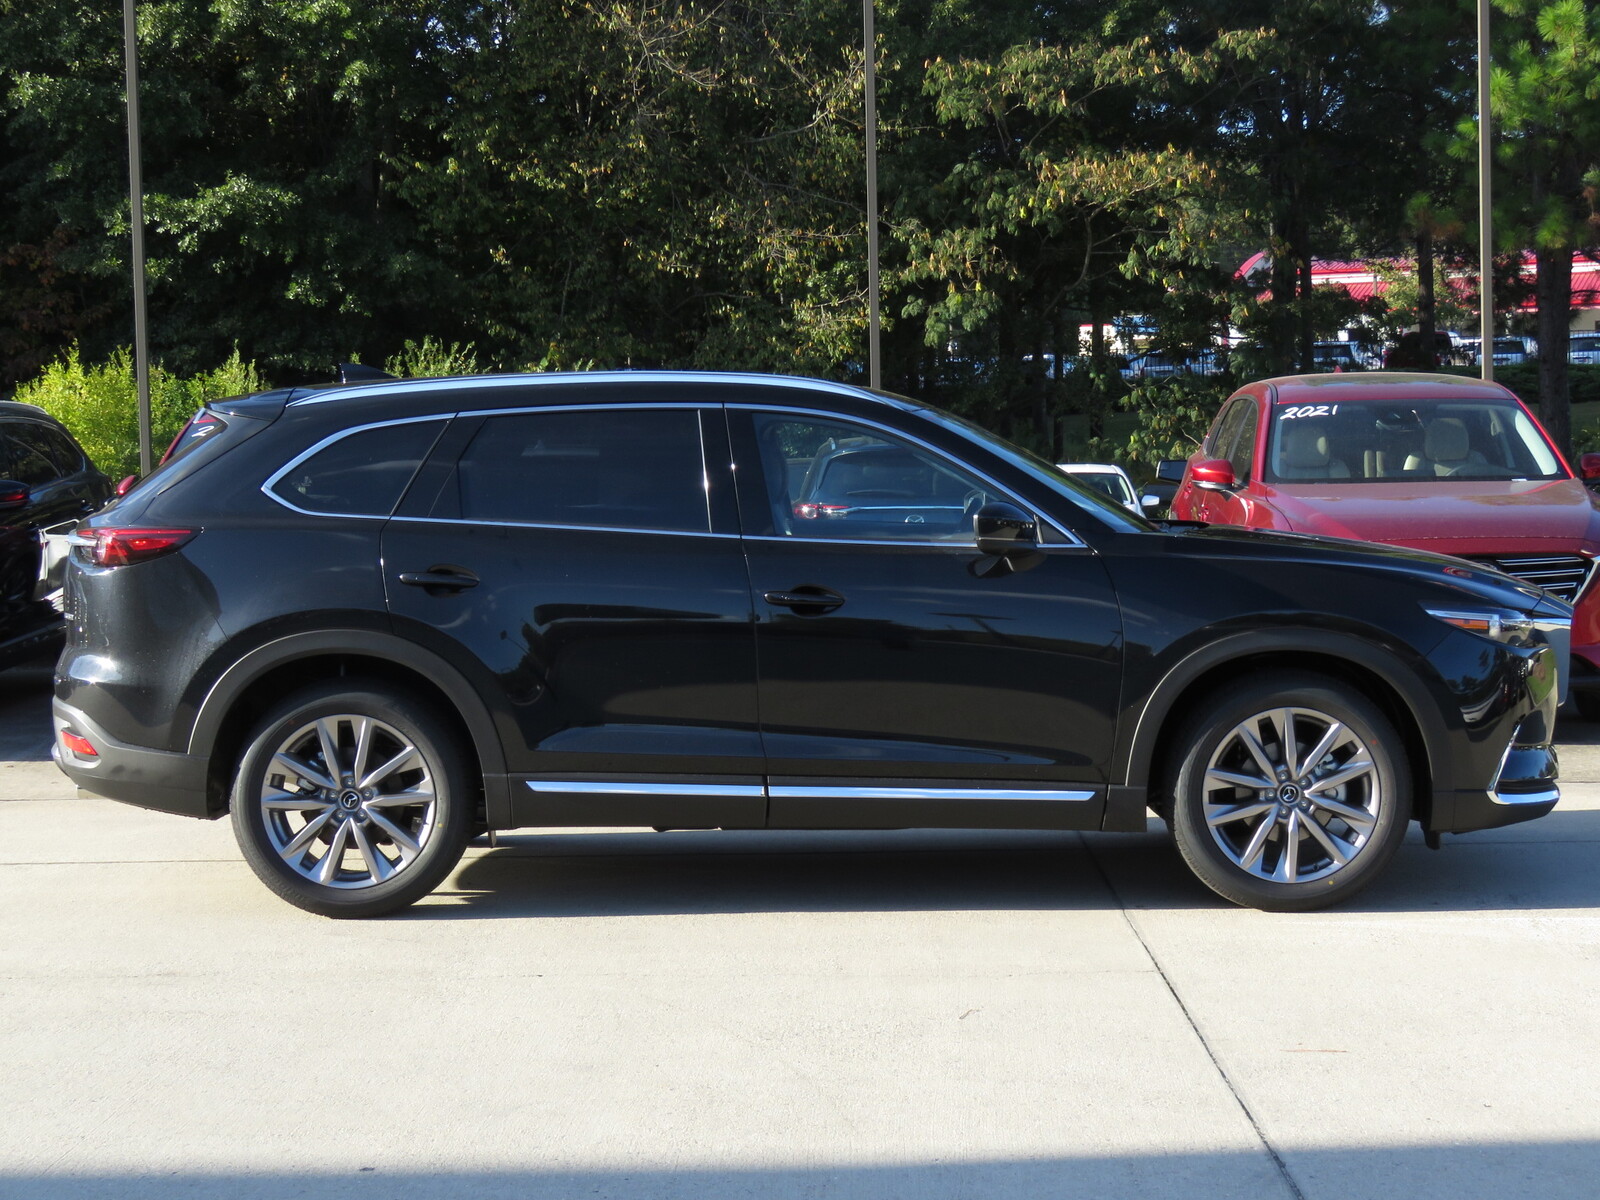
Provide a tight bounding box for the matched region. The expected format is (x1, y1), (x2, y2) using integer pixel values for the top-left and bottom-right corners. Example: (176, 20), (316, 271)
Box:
(258, 715), (437, 890)
(1201, 706), (1382, 885)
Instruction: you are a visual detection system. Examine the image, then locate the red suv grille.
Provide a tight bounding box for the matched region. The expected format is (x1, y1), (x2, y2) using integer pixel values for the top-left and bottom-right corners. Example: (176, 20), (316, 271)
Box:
(1468, 554), (1592, 603)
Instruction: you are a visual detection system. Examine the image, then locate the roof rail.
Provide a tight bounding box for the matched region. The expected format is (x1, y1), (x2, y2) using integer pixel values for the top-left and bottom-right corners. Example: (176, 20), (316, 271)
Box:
(335, 362), (397, 384)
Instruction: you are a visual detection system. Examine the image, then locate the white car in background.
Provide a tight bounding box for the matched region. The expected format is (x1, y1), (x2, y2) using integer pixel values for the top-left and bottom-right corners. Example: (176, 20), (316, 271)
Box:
(1055, 462), (1153, 515)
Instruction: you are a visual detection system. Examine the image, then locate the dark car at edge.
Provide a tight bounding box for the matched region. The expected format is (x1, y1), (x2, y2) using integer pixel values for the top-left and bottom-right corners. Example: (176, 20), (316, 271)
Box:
(51, 372), (1569, 916)
(0, 401), (111, 671)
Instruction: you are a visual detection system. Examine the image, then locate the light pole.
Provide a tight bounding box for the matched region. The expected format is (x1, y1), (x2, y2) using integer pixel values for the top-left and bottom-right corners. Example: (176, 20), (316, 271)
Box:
(123, 0), (152, 473)
(1478, 0), (1494, 383)
(863, 0), (881, 390)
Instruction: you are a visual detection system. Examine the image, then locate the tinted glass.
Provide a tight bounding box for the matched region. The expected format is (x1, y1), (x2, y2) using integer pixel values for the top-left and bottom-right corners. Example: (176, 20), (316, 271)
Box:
(1206, 399), (1247, 459)
(452, 408), (708, 532)
(1265, 398), (1564, 483)
(39, 426), (85, 474)
(271, 419), (445, 516)
(751, 413), (994, 541)
(0, 424), (59, 486)
(1226, 404), (1258, 481)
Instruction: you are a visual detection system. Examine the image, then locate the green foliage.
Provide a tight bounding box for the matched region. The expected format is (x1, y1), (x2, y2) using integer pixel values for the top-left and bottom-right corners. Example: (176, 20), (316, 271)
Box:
(1437, 363), (1600, 410)
(13, 345), (263, 477)
(1116, 373), (1228, 467)
(383, 337), (481, 379)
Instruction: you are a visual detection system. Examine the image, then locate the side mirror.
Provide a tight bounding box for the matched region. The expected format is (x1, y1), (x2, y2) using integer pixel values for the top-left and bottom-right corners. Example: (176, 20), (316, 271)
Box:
(974, 502), (1038, 557)
(1580, 453), (1600, 481)
(115, 474), (139, 497)
(1155, 459), (1188, 483)
(1191, 459), (1237, 491)
(0, 480), (30, 510)
(1140, 493), (1163, 510)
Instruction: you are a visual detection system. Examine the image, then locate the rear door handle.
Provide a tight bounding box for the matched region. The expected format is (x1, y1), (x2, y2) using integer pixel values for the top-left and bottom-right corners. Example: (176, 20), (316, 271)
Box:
(763, 586), (845, 613)
(398, 567), (480, 593)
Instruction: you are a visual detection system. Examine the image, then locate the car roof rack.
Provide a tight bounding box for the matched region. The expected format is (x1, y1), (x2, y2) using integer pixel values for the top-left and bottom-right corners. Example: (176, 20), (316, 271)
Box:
(335, 362), (397, 384)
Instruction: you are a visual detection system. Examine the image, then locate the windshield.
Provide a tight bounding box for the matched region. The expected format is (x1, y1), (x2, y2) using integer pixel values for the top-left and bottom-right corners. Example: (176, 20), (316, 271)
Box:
(1265, 397), (1565, 484)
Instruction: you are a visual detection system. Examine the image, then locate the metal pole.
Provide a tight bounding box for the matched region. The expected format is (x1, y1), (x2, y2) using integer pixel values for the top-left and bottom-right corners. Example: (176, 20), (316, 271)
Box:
(123, 0), (152, 473)
(1478, 0), (1494, 384)
(863, 0), (881, 390)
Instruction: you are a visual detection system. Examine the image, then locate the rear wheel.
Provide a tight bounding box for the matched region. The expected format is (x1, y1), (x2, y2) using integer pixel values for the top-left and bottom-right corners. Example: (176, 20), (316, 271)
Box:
(1169, 674), (1411, 911)
(230, 682), (472, 917)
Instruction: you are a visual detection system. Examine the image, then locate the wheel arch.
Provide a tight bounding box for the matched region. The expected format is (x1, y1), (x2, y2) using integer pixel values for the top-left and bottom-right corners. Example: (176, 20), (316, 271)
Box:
(1124, 631), (1442, 828)
(189, 629), (509, 820)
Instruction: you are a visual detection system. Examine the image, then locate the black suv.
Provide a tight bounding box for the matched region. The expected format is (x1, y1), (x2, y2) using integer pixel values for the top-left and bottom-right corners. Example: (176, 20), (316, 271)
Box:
(0, 402), (110, 670)
(53, 372), (1570, 916)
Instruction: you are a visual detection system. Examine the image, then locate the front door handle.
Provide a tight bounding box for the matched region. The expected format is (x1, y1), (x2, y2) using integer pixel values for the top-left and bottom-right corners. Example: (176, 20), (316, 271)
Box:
(398, 566), (480, 594)
(763, 586), (845, 614)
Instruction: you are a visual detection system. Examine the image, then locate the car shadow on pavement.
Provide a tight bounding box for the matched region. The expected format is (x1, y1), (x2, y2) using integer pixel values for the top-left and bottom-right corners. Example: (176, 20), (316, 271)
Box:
(414, 810), (1600, 920)
(0, 656), (56, 762)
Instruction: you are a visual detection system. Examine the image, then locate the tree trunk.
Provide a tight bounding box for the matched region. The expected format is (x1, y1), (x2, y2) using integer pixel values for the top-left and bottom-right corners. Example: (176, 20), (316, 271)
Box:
(1536, 247), (1573, 457)
(1088, 308), (1107, 443)
(1417, 228), (1436, 364)
(1297, 250), (1314, 372)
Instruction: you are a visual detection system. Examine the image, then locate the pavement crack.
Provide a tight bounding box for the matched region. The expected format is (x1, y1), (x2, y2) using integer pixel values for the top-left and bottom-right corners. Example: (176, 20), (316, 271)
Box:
(1081, 833), (1307, 1200)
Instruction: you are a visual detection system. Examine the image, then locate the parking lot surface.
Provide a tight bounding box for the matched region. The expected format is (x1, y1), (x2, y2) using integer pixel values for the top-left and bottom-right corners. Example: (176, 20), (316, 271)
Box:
(3, 657), (1598, 1199)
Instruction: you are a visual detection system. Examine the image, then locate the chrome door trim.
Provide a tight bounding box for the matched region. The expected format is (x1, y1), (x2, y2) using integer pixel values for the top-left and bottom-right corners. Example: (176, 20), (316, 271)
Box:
(767, 785), (1097, 803)
(525, 781), (767, 798)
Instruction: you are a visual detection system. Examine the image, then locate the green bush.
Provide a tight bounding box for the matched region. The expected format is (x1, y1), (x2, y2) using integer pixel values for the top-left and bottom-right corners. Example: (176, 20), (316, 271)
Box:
(383, 336), (481, 379)
(14, 346), (264, 478)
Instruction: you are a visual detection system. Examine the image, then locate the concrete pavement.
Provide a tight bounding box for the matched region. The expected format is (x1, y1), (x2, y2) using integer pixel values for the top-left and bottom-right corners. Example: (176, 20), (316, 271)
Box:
(2, 660), (1597, 1199)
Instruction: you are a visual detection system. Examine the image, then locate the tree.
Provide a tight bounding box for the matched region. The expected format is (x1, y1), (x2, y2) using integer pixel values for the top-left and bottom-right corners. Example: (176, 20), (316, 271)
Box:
(1480, 0), (1600, 454)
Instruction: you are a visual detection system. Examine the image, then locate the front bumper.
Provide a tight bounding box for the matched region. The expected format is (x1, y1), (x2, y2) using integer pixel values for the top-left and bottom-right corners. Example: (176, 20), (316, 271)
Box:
(52, 698), (214, 818)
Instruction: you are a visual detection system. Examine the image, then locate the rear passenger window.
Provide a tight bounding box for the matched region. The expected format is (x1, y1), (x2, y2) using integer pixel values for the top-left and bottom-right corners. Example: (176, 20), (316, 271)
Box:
(449, 408), (709, 533)
(269, 419), (445, 516)
(0, 425), (60, 486)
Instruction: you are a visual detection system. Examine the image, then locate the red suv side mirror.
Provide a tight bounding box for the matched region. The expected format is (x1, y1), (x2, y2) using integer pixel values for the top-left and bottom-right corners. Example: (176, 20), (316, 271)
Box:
(1580, 453), (1600, 481)
(1191, 459), (1238, 490)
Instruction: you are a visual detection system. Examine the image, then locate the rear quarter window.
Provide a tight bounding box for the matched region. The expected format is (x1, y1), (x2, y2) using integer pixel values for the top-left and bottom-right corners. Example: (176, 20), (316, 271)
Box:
(267, 419), (447, 517)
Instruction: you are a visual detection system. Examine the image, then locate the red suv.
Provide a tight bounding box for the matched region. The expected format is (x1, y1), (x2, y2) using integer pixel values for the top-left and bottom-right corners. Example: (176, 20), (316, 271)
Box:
(1165, 372), (1600, 715)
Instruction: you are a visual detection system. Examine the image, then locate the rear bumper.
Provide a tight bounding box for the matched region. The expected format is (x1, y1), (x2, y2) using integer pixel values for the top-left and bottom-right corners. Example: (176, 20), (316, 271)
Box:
(52, 698), (215, 818)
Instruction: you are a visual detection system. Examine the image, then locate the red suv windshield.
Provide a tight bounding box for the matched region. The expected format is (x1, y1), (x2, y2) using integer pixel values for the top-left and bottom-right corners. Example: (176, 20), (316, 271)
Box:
(1264, 397), (1566, 484)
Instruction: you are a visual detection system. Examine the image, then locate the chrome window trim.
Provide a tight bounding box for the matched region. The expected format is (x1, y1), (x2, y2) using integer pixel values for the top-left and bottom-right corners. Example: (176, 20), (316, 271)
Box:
(729, 403), (1085, 549)
(261, 414), (453, 519)
(286, 371), (878, 407)
(740, 533), (1084, 553)
(268, 403), (720, 534)
(387, 514), (741, 540)
(767, 785), (1097, 802)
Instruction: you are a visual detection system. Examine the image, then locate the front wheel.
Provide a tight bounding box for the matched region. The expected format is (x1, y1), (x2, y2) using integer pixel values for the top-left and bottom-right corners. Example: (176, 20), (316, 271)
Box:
(230, 682), (472, 918)
(1169, 674), (1411, 912)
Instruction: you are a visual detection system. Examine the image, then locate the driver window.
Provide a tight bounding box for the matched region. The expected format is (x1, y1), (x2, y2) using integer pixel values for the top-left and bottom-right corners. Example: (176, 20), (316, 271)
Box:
(751, 413), (1001, 542)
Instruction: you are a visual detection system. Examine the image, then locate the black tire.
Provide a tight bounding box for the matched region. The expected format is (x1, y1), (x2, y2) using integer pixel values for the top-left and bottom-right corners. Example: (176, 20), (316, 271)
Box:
(229, 681), (472, 918)
(1169, 673), (1412, 912)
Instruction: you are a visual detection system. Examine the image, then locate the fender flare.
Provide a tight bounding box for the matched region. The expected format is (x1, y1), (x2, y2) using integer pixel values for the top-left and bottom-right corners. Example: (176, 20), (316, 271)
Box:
(188, 627), (509, 783)
(1117, 627), (1447, 793)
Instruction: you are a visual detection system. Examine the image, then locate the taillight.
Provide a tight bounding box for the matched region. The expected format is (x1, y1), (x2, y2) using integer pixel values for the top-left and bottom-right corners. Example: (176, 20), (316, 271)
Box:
(82, 528), (198, 567)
